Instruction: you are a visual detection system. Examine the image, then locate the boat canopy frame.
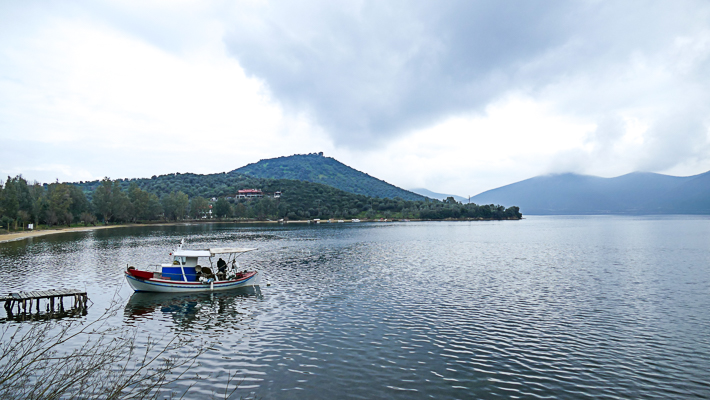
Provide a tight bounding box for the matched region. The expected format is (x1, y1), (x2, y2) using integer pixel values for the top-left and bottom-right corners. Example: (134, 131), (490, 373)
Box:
(172, 247), (257, 274)
(172, 248), (257, 258)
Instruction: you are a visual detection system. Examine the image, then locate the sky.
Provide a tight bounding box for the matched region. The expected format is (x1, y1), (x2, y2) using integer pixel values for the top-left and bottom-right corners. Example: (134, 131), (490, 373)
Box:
(1, 1), (709, 196)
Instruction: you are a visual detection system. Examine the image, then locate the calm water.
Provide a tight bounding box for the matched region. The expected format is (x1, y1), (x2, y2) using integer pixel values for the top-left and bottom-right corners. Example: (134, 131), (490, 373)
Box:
(1, 216), (709, 399)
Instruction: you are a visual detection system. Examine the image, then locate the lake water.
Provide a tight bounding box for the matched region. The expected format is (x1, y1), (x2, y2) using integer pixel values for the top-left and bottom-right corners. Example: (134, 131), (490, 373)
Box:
(1, 216), (709, 399)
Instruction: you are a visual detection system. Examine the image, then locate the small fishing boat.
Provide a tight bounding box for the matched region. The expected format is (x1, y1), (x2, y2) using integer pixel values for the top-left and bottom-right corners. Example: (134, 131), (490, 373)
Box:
(125, 240), (260, 293)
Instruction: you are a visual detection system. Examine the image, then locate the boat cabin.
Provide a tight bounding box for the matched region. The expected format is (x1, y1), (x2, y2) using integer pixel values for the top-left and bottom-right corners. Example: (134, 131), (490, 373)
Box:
(160, 247), (256, 282)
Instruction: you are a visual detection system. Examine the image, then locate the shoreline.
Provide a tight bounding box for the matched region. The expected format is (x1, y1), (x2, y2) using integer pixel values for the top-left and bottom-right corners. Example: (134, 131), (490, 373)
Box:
(0, 217), (521, 244)
(0, 224), (137, 244)
(0, 221), (288, 244)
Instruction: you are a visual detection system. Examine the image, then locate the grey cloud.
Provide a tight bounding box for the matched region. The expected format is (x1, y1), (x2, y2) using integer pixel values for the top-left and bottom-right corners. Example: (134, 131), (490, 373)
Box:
(224, 1), (576, 146)
(546, 109), (710, 177)
(223, 1), (709, 147)
(4, 0), (709, 182)
(637, 111), (710, 172)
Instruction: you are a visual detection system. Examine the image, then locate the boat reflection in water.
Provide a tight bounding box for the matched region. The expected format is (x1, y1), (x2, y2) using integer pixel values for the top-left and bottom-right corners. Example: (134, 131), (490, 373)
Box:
(123, 287), (262, 330)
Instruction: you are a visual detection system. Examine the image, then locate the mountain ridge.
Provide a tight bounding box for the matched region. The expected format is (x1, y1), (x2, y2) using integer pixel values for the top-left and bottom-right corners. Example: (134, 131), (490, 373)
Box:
(470, 170), (710, 215)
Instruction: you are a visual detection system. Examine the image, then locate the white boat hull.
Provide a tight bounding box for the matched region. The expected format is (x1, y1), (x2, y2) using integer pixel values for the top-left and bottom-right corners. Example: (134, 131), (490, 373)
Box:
(125, 271), (261, 293)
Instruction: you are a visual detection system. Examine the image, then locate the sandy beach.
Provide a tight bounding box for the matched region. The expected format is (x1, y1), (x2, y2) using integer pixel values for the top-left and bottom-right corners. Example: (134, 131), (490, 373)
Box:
(0, 225), (133, 244)
(0, 220), (295, 244)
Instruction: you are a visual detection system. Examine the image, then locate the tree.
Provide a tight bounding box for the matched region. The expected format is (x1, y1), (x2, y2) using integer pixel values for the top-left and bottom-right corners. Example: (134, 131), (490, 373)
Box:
(92, 178), (130, 223)
(68, 185), (90, 220)
(0, 216), (11, 232)
(162, 191), (188, 221)
(0, 178), (4, 218)
(189, 196), (209, 219)
(63, 211), (73, 226)
(12, 176), (34, 217)
(127, 183), (163, 221)
(1, 177), (19, 221)
(92, 178), (114, 224)
(214, 197), (231, 218)
(110, 181), (131, 222)
(128, 183), (149, 221)
(80, 211), (97, 226)
(48, 184), (73, 226)
(17, 210), (30, 230)
(45, 210), (58, 226)
(144, 193), (163, 220)
(233, 202), (246, 218)
(29, 182), (44, 226)
(444, 196), (458, 205)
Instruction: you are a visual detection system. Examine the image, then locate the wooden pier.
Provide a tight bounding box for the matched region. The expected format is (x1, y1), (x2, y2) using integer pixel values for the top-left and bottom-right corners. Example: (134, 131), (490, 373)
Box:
(1, 289), (88, 316)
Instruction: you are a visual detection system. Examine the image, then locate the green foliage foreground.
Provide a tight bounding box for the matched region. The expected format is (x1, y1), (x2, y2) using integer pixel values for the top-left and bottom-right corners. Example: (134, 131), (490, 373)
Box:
(0, 174), (521, 229)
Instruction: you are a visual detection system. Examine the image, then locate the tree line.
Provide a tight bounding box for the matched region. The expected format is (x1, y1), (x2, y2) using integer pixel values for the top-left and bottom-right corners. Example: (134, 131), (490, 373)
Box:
(0, 175), (521, 230)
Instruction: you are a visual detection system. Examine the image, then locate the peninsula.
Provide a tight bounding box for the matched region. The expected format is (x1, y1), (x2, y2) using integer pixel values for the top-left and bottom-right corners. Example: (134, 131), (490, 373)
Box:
(0, 155), (521, 235)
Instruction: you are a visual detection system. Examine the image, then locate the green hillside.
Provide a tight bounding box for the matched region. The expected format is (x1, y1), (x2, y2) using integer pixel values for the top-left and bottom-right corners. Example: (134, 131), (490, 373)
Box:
(74, 172), (374, 217)
(0, 155), (520, 229)
(61, 172), (520, 222)
(232, 153), (427, 201)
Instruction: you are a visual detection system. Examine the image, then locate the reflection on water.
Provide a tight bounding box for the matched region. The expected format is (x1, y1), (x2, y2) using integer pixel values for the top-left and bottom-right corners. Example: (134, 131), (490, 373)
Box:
(1, 218), (710, 399)
(124, 288), (263, 332)
(1, 306), (87, 323)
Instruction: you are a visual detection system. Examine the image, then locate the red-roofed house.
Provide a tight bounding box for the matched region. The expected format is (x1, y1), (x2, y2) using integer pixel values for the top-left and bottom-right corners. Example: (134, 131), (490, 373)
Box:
(236, 189), (263, 199)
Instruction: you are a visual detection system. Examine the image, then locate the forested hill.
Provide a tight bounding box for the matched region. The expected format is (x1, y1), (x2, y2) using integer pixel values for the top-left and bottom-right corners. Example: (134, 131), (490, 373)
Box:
(470, 170), (710, 215)
(232, 153), (427, 201)
(27, 172), (521, 224)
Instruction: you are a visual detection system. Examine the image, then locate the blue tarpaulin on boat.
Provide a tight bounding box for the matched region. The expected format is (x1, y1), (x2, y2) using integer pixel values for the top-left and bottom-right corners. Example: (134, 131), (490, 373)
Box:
(161, 267), (197, 282)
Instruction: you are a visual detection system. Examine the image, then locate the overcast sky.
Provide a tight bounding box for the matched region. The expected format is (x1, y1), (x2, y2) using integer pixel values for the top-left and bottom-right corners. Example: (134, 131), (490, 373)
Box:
(2, 1), (709, 196)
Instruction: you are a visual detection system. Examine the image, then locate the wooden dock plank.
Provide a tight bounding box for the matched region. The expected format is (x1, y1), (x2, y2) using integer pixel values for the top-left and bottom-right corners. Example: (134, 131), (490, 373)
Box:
(2, 289), (86, 303)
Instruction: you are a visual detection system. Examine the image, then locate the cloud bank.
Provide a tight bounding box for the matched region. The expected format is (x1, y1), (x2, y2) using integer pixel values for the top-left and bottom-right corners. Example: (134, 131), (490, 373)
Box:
(224, 0), (710, 173)
(1, 0), (709, 194)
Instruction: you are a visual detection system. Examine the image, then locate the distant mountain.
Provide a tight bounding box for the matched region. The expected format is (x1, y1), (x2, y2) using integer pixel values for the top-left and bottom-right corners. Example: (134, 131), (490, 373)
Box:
(232, 153), (426, 201)
(410, 188), (467, 203)
(470, 171), (710, 215)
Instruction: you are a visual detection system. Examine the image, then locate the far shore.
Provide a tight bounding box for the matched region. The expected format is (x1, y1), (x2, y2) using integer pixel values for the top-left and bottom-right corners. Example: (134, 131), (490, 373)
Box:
(0, 220), (276, 244)
(0, 224), (129, 244)
(0, 217), (520, 244)
(0, 220), (304, 244)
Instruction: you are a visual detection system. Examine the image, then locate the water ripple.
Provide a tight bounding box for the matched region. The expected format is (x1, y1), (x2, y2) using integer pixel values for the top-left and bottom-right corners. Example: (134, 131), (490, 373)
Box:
(1, 219), (709, 398)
